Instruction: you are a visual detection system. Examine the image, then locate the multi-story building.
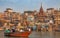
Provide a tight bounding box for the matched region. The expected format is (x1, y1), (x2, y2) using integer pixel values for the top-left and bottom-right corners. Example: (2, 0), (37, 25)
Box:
(53, 10), (60, 30)
(47, 8), (60, 31)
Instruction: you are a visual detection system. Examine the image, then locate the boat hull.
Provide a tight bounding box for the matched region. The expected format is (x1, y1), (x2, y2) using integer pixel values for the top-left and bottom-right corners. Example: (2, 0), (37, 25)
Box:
(4, 31), (31, 37)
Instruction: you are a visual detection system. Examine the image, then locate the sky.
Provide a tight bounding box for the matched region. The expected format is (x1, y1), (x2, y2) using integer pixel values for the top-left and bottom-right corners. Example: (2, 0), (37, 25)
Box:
(0, 0), (60, 13)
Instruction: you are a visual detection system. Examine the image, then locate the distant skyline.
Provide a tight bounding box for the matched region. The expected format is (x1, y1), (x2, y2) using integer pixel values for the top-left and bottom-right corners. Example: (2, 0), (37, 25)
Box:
(0, 0), (60, 13)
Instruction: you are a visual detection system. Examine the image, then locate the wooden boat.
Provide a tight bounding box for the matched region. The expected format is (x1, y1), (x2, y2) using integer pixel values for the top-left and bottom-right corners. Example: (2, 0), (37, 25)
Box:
(4, 31), (31, 37)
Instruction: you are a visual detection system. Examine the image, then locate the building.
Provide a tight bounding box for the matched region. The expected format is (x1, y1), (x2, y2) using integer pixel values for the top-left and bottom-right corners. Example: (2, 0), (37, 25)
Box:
(35, 4), (49, 31)
(47, 8), (60, 31)
(53, 10), (60, 30)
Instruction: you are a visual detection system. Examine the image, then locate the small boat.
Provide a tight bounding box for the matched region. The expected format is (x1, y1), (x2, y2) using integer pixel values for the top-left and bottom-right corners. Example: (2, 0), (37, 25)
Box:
(4, 30), (31, 37)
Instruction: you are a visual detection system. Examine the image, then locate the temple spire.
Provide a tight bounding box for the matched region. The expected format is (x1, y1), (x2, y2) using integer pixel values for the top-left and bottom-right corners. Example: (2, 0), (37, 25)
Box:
(41, 3), (42, 8)
(39, 3), (44, 14)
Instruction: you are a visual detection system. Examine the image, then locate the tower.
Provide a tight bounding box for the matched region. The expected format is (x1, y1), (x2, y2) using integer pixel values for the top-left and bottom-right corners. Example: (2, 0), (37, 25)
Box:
(39, 3), (44, 15)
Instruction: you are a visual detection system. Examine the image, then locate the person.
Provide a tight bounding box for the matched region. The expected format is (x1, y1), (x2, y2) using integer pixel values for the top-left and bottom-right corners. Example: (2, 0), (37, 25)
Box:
(19, 28), (24, 32)
(33, 25), (37, 31)
(5, 29), (10, 33)
(11, 29), (15, 32)
(27, 27), (31, 31)
(28, 28), (31, 31)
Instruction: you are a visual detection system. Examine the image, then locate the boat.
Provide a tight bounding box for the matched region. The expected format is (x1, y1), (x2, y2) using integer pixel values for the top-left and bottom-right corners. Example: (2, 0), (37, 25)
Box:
(4, 29), (31, 37)
(4, 31), (31, 37)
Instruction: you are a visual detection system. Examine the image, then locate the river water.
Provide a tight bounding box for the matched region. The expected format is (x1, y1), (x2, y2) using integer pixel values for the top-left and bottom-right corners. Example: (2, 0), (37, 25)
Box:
(0, 31), (60, 38)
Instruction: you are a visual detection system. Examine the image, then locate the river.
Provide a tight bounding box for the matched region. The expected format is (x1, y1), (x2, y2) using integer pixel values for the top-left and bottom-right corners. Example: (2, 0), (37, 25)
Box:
(0, 31), (60, 38)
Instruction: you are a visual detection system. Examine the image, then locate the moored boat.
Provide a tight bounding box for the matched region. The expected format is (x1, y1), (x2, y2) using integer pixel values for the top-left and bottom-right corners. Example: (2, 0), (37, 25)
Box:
(4, 31), (31, 37)
(4, 28), (31, 37)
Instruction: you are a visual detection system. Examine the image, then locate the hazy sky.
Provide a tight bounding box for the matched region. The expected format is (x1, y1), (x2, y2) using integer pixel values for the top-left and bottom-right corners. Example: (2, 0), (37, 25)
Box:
(0, 0), (60, 13)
